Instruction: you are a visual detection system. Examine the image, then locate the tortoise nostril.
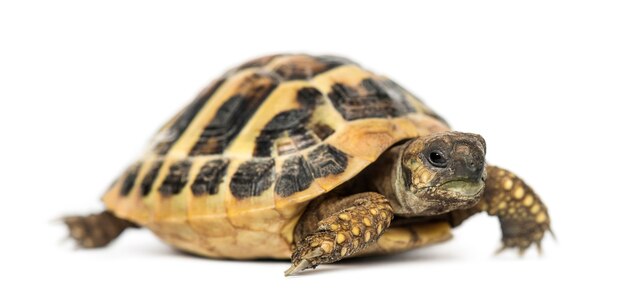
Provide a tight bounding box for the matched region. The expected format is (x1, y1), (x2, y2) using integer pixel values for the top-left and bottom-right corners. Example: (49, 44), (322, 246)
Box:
(460, 156), (483, 177)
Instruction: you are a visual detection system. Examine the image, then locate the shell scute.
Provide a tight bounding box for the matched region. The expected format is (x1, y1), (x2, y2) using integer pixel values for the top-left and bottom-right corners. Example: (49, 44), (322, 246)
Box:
(229, 158), (276, 199)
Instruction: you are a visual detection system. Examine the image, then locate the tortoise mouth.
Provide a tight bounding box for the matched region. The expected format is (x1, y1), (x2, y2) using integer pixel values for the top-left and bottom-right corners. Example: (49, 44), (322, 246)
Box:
(438, 180), (485, 198)
(408, 179), (485, 216)
(416, 179), (485, 200)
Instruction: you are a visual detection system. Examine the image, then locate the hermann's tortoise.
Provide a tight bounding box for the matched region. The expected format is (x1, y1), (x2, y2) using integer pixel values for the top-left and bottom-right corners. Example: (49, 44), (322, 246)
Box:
(64, 54), (552, 276)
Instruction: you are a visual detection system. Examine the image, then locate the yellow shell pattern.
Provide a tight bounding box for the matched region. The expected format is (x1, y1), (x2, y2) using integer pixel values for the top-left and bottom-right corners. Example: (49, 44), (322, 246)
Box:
(102, 54), (449, 259)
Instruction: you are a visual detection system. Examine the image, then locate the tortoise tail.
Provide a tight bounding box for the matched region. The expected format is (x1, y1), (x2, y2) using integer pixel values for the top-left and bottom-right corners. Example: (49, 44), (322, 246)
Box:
(63, 211), (138, 248)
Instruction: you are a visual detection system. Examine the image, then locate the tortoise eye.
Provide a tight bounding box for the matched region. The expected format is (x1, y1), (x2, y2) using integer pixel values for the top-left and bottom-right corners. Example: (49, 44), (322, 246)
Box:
(428, 151), (447, 168)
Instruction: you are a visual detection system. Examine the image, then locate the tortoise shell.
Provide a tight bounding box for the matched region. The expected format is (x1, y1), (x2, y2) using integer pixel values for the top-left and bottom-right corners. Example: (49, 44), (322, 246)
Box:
(102, 54), (450, 258)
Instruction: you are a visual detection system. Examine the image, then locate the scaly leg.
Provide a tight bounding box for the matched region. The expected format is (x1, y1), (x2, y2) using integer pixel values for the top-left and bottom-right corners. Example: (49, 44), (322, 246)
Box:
(285, 192), (393, 276)
(63, 211), (138, 248)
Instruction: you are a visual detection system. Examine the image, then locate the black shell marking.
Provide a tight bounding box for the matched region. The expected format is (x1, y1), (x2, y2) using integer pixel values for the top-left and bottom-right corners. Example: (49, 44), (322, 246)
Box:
(230, 159), (276, 199)
(253, 109), (313, 157)
(140, 160), (164, 196)
(327, 78), (415, 121)
(253, 87), (328, 157)
(191, 159), (230, 196)
(275, 155), (314, 197)
(307, 144), (349, 178)
(189, 73), (279, 156)
(159, 160), (192, 196)
(310, 123), (335, 140)
(296, 87), (324, 108)
(120, 163), (141, 196)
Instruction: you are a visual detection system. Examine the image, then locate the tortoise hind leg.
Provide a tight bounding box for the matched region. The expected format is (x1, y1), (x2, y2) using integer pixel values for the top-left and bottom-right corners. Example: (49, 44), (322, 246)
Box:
(63, 211), (138, 248)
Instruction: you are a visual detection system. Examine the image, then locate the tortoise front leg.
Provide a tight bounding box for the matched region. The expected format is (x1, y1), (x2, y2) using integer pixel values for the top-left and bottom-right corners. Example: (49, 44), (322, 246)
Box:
(453, 166), (553, 254)
(285, 192), (393, 276)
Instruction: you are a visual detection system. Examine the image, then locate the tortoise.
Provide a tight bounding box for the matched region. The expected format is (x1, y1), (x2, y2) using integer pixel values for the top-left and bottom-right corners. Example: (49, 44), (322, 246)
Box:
(64, 54), (552, 276)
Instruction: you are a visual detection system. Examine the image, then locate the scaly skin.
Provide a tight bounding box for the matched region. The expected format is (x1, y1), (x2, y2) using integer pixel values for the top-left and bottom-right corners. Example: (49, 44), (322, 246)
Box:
(285, 192), (393, 275)
(451, 165), (552, 254)
(63, 211), (138, 248)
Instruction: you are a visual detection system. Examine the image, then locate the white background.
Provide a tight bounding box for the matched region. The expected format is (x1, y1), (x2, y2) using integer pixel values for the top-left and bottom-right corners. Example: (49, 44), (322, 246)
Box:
(1, 1), (625, 300)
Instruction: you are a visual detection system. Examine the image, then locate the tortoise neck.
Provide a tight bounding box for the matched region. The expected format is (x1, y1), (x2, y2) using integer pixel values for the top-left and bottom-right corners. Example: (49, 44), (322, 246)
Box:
(363, 142), (408, 211)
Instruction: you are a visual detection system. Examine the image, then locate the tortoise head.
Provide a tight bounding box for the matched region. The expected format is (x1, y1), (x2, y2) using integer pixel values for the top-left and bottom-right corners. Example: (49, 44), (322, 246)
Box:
(392, 132), (487, 216)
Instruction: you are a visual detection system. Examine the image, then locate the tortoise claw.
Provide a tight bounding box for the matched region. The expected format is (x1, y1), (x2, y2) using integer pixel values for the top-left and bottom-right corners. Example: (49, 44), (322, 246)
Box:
(284, 247), (324, 276)
(284, 259), (312, 277)
(497, 224), (556, 257)
(494, 238), (544, 257)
